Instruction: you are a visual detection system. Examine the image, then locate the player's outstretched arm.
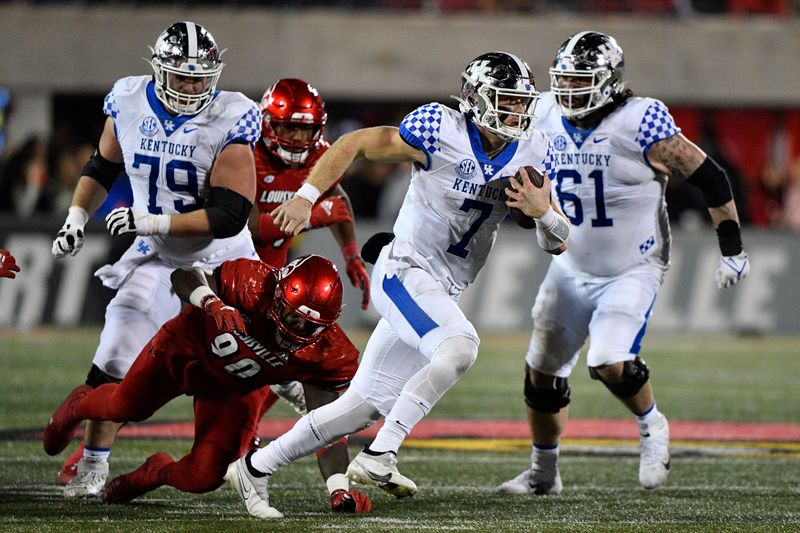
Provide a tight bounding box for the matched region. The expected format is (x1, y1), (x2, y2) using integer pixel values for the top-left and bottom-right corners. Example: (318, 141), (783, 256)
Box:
(649, 134), (749, 289)
(171, 266), (245, 332)
(53, 117), (124, 258)
(304, 383), (371, 513)
(272, 127), (425, 236)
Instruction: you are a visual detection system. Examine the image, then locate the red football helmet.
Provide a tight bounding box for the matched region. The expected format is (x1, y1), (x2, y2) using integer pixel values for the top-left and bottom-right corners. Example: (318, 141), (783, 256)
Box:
(270, 255), (343, 350)
(261, 78), (327, 165)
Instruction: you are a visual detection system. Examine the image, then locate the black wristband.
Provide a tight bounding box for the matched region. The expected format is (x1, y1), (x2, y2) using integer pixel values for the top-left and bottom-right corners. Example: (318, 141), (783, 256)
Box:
(715, 220), (743, 256)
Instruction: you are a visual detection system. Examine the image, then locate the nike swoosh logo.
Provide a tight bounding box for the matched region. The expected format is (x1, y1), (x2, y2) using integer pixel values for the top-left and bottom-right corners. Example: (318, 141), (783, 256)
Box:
(365, 469), (393, 485)
(183, 127), (198, 133)
(640, 432), (650, 438)
(236, 469), (252, 499)
(593, 137), (608, 143)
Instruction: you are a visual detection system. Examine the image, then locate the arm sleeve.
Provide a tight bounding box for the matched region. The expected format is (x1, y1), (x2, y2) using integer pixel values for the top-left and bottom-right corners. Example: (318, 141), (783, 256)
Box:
(398, 103), (443, 170)
(635, 100), (681, 154)
(222, 105), (262, 150)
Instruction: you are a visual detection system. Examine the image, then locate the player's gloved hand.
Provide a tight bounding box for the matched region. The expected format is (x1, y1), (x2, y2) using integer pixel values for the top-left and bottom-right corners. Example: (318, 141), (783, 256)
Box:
(341, 241), (370, 310)
(715, 251), (750, 289)
(201, 295), (246, 332)
(52, 206), (89, 258)
(106, 207), (171, 237)
(0, 249), (20, 279)
(330, 488), (372, 513)
(308, 196), (352, 229)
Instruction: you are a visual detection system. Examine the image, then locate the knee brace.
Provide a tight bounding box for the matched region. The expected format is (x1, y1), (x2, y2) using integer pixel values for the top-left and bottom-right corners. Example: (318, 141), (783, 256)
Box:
(524, 369), (571, 413)
(589, 357), (650, 398)
(85, 363), (121, 388)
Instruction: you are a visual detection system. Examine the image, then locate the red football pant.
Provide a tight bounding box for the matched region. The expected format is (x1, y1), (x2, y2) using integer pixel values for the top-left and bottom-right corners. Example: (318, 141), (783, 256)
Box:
(72, 339), (268, 494)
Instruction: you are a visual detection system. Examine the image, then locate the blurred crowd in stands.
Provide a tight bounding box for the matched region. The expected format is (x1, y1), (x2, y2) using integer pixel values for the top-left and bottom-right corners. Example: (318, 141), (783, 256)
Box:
(6, 1), (798, 16)
(1, 91), (799, 231)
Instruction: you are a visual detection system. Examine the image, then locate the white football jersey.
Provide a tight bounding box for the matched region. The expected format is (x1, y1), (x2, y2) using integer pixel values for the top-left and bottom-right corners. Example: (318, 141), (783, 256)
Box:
(103, 75), (261, 263)
(538, 92), (679, 277)
(394, 103), (549, 291)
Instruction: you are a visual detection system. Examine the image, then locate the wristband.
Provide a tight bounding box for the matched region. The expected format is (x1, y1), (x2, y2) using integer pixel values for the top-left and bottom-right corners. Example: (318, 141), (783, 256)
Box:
(326, 473), (349, 494)
(715, 220), (743, 256)
(295, 183), (321, 205)
(341, 240), (359, 260)
(144, 214), (171, 236)
(535, 206), (557, 227)
(189, 285), (216, 309)
(66, 206), (90, 226)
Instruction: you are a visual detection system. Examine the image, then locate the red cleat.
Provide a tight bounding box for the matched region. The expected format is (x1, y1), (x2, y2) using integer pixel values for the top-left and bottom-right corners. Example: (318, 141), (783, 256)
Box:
(43, 385), (92, 456)
(103, 452), (174, 504)
(58, 442), (85, 485)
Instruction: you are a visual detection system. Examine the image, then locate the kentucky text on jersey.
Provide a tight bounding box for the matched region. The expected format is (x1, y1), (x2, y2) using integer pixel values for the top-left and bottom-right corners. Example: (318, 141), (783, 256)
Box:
(138, 138), (198, 159)
(451, 178), (508, 201)
(259, 190), (295, 204)
(554, 152), (612, 166)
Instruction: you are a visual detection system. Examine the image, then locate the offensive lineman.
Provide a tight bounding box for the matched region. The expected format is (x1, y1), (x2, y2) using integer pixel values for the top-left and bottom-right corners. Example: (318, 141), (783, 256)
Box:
(496, 32), (750, 496)
(50, 21), (260, 497)
(225, 51), (570, 518)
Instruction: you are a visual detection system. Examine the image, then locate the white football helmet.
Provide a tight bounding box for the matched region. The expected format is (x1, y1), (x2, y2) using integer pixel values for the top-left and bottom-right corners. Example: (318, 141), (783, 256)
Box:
(149, 21), (224, 115)
(452, 51), (539, 142)
(549, 31), (625, 119)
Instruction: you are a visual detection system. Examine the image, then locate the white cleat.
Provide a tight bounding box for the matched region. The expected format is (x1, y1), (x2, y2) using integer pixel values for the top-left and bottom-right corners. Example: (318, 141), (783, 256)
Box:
(639, 414), (670, 489)
(346, 449), (417, 498)
(64, 457), (108, 498)
(496, 464), (563, 495)
(224, 452), (283, 519)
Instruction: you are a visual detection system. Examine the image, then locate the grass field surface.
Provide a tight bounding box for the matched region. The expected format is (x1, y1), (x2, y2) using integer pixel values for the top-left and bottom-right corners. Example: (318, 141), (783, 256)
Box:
(1, 329), (798, 531)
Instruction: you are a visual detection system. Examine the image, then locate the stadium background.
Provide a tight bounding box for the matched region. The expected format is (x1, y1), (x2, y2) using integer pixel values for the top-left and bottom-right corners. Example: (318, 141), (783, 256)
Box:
(1, 2), (799, 335)
(1, 3), (798, 530)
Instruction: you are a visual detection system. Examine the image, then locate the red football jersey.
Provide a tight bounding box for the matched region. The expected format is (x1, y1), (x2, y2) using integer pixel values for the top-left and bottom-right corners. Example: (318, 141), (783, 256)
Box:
(253, 142), (343, 267)
(157, 258), (358, 396)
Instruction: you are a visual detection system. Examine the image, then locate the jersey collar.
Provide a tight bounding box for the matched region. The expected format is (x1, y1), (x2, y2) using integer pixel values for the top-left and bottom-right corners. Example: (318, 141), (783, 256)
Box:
(561, 116), (596, 150)
(466, 119), (518, 182)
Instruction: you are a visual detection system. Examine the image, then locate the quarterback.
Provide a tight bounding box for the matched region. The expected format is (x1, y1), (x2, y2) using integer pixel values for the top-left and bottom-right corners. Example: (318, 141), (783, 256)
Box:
(225, 51), (569, 518)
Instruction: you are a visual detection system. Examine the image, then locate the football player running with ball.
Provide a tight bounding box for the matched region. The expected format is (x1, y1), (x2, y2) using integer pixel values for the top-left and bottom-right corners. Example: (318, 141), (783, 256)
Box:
(44, 255), (371, 514)
(496, 31), (750, 496)
(50, 21), (261, 498)
(225, 51), (569, 518)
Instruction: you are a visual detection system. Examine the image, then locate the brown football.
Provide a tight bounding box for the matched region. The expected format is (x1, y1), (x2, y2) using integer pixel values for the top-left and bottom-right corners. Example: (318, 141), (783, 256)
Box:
(508, 166), (545, 229)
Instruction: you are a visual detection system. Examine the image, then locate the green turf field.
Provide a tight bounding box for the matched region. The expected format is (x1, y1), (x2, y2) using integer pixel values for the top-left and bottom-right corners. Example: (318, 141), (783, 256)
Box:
(1, 329), (798, 532)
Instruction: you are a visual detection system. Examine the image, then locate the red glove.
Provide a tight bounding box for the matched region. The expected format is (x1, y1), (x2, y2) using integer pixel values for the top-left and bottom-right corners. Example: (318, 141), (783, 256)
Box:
(341, 241), (370, 310)
(309, 196), (352, 229)
(200, 295), (245, 333)
(330, 488), (372, 513)
(0, 249), (20, 279)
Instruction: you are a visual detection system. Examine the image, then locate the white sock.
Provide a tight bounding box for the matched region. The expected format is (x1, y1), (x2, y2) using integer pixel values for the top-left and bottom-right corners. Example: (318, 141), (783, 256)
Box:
(636, 403), (662, 431)
(369, 392), (431, 453)
(83, 445), (110, 462)
(531, 443), (559, 467)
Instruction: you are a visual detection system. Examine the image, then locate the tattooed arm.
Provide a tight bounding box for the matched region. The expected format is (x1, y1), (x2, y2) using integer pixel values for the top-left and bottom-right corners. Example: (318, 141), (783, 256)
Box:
(647, 133), (741, 227)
